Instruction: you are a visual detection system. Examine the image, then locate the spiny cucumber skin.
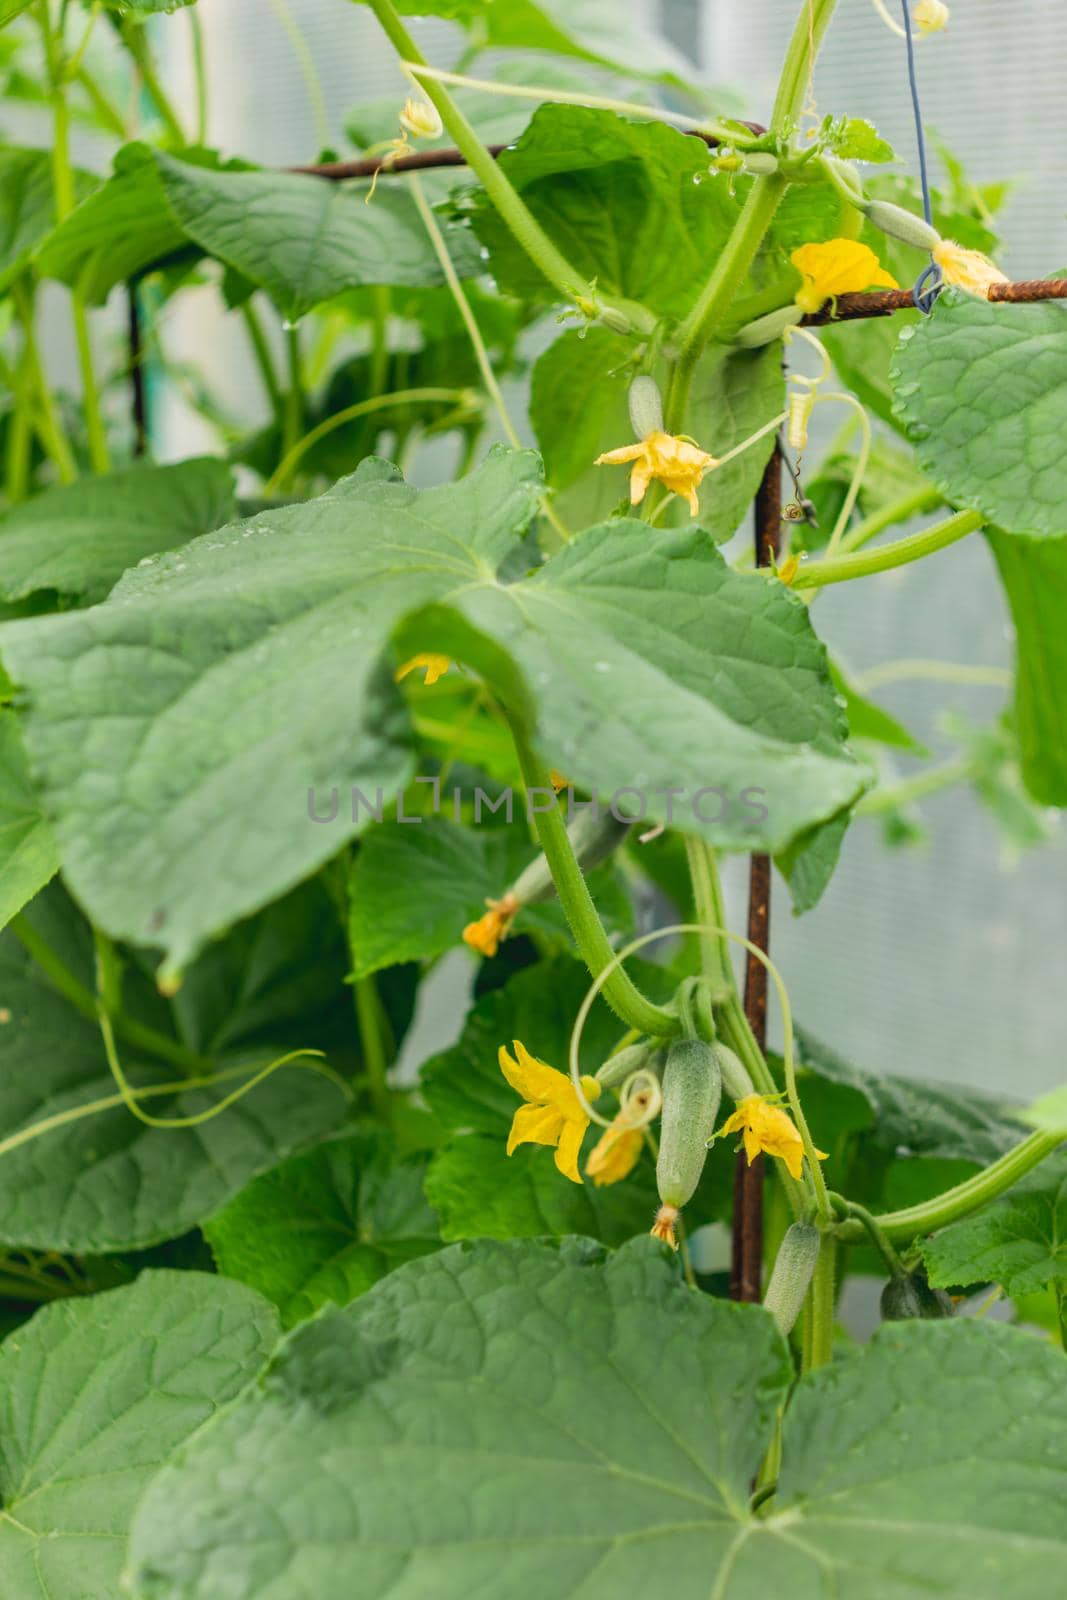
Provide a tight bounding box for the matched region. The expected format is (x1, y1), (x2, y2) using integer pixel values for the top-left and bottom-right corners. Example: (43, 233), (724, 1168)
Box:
(763, 1223), (821, 1336)
(656, 1039), (722, 1210)
(596, 1043), (663, 1091)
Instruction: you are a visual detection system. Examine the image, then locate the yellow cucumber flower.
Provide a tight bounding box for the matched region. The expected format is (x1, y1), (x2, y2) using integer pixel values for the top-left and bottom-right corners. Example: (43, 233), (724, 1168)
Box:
(500, 1039), (601, 1184)
(790, 239), (899, 314)
(463, 893), (519, 959)
(595, 430), (717, 516)
(650, 1203), (680, 1250)
(585, 1087), (654, 1187)
(395, 652), (451, 686)
(720, 1094), (828, 1182)
(913, 0), (949, 32)
(931, 239), (1009, 299)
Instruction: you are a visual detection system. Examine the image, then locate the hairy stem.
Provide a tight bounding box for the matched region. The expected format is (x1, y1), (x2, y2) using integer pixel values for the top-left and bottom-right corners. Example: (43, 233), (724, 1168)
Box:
(793, 509), (982, 588)
(505, 715), (677, 1037)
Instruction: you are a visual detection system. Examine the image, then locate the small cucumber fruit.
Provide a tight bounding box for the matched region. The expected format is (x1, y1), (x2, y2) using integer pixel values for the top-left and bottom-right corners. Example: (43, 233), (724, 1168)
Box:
(656, 1038), (722, 1210)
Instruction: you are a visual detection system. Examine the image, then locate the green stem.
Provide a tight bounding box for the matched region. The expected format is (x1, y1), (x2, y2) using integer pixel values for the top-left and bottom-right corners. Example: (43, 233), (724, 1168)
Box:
(769, 0), (840, 133)
(834, 1129), (1065, 1245)
(40, 4), (110, 474)
(684, 837), (734, 1001)
(793, 509), (982, 589)
(838, 484), (944, 554)
(833, 1194), (904, 1275)
(855, 659), (1010, 694)
(240, 301), (284, 422)
(122, 19), (186, 143)
(364, 0), (655, 336)
(190, 6), (208, 145)
(856, 756), (974, 817)
(5, 343), (33, 504)
(75, 64), (128, 138)
(12, 279), (77, 484)
(354, 975), (392, 1121)
(264, 388), (474, 495)
(282, 321), (304, 466)
(9, 913), (212, 1076)
(807, 1232), (836, 1370)
(266, 0), (330, 150)
(505, 714), (677, 1037)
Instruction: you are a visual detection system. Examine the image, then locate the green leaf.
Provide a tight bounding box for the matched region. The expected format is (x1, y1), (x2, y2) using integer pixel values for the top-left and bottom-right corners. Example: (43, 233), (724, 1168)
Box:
(99, 0), (198, 11)
(0, 713), (57, 932)
(34, 143), (193, 305)
(152, 153), (480, 320)
(0, 456), (235, 605)
(987, 529), (1067, 804)
(0, 452), (544, 975)
(774, 810), (849, 915)
(0, 451), (864, 976)
(474, 106), (743, 317)
(0, 145), (96, 292)
(0, 887), (350, 1252)
(922, 1154), (1067, 1295)
(36, 143), (478, 313)
(793, 1027), (1027, 1168)
(125, 1238), (1067, 1600)
(892, 294), (1067, 536)
(820, 115), (896, 164)
(0, 1270), (276, 1600)
(204, 1132), (440, 1327)
(355, 0), (700, 87)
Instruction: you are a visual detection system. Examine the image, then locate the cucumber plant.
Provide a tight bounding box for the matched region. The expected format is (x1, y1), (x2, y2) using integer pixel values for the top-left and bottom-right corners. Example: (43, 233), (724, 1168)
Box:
(0, 2), (1065, 1596)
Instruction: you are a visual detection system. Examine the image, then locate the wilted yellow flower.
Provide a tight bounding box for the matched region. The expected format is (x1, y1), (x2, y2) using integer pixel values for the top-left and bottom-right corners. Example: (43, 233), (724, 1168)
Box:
(932, 239), (1009, 299)
(500, 1040), (601, 1183)
(395, 653), (451, 686)
(463, 893), (519, 959)
(790, 239), (899, 314)
(399, 96), (443, 140)
(548, 770), (569, 794)
(720, 1094), (828, 1182)
(650, 1203), (680, 1250)
(595, 430), (717, 516)
(585, 1087), (654, 1187)
(913, 0), (949, 32)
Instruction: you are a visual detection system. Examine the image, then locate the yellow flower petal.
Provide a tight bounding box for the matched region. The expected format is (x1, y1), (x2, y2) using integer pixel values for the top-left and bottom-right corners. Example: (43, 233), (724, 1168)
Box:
(498, 1040), (562, 1105)
(399, 96), (442, 140)
(913, 0), (949, 33)
(507, 1100), (565, 1157)
(721, 1093), (827, 1182)
(932, 239), (1009, 299)
(594, 442), (648, 466)
(554, 1117), (587, 1183)
(791, 239), (899, 314)
(586, 1125), (644, 1186)
(650, 1203), (679, 1250)
(395, 652), (452, 686)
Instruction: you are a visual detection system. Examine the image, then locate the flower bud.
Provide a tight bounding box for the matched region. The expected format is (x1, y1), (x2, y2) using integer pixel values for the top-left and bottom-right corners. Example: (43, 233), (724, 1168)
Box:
(913, 0), (949, 33)
(398, 97), (443, 140)
(735, 305), (803, 348)
(864, 200), (941, 253)
(627, 375), (664, 439)
(787, 389), (816, 452)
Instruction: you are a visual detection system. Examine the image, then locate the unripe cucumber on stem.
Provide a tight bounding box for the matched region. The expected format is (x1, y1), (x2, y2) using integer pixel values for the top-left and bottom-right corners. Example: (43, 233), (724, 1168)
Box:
(656, 1038), (722, 1210)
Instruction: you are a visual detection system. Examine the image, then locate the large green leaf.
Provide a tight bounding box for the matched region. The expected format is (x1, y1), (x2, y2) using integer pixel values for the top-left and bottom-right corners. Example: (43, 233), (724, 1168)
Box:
(0, 456), (235, 605)
(354, 0), (699, 86)
(921, 1154), (1067, 1295)
(0, 145), (96, 292)
(474, 106), (742, 316)
(125, 1237), (1067, 1600)
(0, 1270), (276, 1600)
(0, 712), (57, 931)
(204, 1131), (440, 1327)
(793, 1028), (1027, 1169)
(0, 887), (350, 1252)
(987, 529), (1067, 804)
(153, 153), (480, 320)
(892, 294), (1067, 536)
(0, 451), (863, 977)
(35, 144), (478, 313)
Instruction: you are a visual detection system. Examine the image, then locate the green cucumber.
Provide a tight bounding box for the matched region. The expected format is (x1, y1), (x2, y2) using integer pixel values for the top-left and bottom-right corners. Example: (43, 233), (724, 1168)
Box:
(880, 1270), (955, 1322)
(656, 1038), (722, 1209)
(510, 810), (631, 906)
(596, 1042), (663, 1091)
(763, 1223), (821, 1337)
